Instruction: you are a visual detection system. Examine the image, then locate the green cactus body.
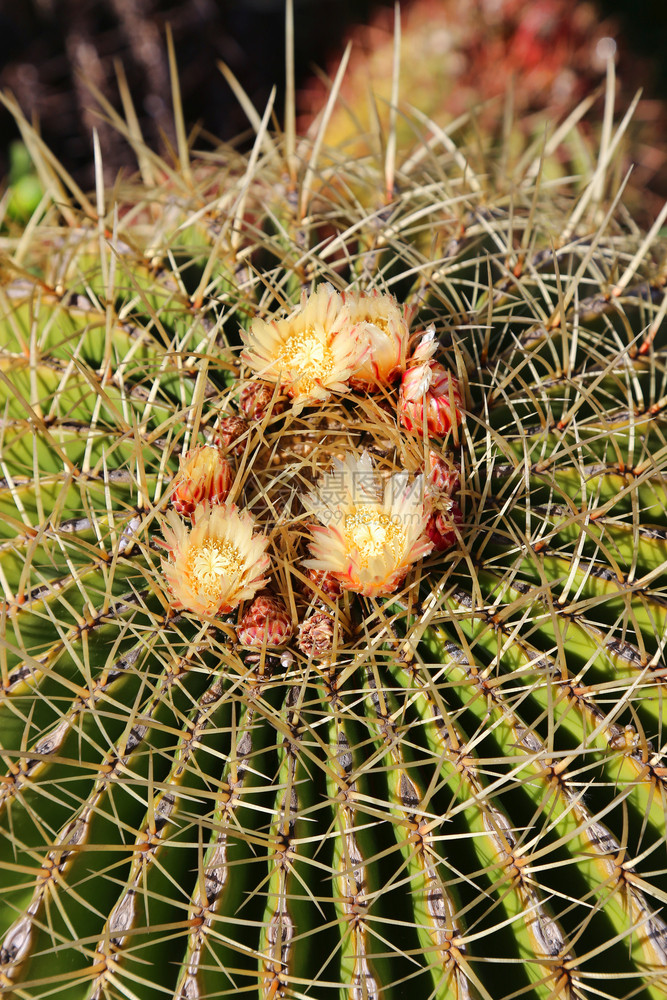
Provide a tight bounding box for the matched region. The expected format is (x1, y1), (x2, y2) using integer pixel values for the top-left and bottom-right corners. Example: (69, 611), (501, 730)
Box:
(1, 44), (667, 1000)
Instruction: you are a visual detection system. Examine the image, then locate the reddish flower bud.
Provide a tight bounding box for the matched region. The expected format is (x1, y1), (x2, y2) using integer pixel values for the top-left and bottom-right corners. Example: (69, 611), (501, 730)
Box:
(425, 497), (462, 551)
(215, 416), (248, 456)
(172, 446), (233, 519)
(399, 361), (462, 437)
(297, 611), (337, 659)
(426, 451), (460, 495)
(303, 567), (344, 600)
(239, 381), (286, 421)
(423, 451), (462, 551)
(237, 593), (293, 648)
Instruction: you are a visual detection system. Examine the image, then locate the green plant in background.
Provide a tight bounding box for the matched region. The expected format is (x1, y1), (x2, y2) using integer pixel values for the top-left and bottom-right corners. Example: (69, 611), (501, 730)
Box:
(1, 6), (667, 999)
(4, 141), (43, 223)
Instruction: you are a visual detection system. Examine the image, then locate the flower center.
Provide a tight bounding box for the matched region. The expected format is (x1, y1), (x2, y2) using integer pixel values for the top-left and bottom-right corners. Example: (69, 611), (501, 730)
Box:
(281, 330), (335, 394)
(359, 313), (390, 334)
(344, 506), (404, 567)
(188, 540), (241, 597)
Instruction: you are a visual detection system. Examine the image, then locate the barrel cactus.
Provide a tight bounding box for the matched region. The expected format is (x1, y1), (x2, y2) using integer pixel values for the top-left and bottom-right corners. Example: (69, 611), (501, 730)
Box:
(1, 29), (667, 1000)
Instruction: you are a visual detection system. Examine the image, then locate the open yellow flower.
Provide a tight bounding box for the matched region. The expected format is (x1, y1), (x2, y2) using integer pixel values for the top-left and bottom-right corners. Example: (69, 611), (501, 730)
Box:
(341, 288), (414, 389)
(304, 452), (432, 597)
(241, 284), (365, 409)
(161, 504), (271, 616)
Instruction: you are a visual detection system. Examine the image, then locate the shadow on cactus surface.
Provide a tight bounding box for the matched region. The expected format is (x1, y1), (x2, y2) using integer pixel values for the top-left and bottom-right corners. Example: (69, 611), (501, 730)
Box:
(1, 12), (667, 1000)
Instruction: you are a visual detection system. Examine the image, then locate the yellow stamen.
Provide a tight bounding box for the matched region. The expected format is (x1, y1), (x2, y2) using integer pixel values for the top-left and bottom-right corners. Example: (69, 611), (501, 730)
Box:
(281, 331), (334, 394)
(359, 313), (390, 333)
(188, 540), (241, 597)
(343, 507), (404, 567)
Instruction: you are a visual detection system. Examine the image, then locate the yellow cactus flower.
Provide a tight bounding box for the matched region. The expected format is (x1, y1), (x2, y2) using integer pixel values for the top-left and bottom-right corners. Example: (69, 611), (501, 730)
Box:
(341, 288), (414, 388)
(241, 283), (365, 409)
(161, 504), (271, 617)
(304, 451), (432, 597)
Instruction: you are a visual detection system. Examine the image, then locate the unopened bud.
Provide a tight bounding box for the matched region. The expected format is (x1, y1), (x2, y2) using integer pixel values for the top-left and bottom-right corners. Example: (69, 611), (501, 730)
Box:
(237, 593), (293, 648)
(240, 381), (286, 421)
(423, 452), (462, 551)
(426, 451), (460, 495)
(297, 611), (337, 659)
(215, 416), (248, 456)
(303, 567), (344, 600)
(426, 498), (462, 551)
(172, 445), (233, 519)
(399, 362), (462, 437)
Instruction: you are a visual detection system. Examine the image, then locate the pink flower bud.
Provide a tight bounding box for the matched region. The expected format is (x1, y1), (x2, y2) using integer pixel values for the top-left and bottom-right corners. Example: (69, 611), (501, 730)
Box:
(215, 416), (248, 456)
(425, 498), (462, 551)
(423, 451), (462, 551)
(426, 451), (460, 494)
(237, 593), (293, 647)
(172, 446), (233, 519)
(297, 611), (336, 658)
(239, 381), (286, 421)
(399, 361), (462, 437)
(302, 567), (344, 600)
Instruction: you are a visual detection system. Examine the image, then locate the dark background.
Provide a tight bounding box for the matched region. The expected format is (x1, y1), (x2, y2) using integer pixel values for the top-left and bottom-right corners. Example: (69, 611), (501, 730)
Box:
(0, 0), (666, 191)
(0, 0), (390, 185)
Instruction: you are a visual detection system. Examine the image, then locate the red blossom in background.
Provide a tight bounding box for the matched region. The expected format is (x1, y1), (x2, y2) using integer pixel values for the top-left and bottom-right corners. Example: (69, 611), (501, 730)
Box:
(297, 0), (667, 226)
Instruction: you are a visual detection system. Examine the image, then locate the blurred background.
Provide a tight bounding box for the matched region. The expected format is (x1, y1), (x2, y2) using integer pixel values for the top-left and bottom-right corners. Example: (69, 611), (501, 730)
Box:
(1, 0), (666, 220)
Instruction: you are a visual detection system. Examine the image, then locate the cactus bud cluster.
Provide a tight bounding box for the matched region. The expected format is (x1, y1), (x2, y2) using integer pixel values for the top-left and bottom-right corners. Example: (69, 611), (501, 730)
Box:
(161, 286), (464, 627)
